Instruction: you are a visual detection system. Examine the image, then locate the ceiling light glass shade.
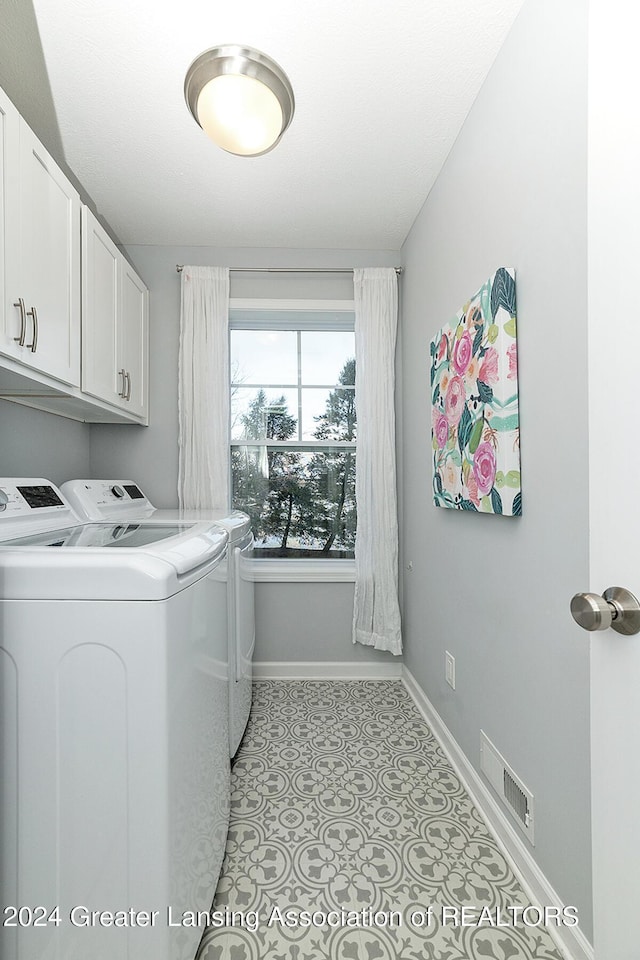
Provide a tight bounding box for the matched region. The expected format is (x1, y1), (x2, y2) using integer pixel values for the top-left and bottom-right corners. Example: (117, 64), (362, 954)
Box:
(184, 45), (295, 157)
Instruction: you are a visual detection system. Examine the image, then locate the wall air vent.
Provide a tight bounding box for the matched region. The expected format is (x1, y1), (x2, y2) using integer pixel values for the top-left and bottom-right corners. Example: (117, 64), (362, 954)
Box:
(480, 730), (535, 844)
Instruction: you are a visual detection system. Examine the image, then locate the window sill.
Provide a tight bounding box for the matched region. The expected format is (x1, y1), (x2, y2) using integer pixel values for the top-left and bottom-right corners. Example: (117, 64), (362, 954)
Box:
(248, 558), (356, 583)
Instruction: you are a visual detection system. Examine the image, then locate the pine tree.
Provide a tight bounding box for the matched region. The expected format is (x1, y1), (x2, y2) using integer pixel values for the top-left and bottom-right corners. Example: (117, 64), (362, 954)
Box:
(310, 358), (357, 554)
(232, 389), (307, 552)
(231, 360), (357, 556)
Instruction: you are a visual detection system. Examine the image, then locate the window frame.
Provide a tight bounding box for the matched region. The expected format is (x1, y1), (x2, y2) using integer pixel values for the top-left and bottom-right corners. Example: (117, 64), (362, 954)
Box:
(229, 298), (356, 582)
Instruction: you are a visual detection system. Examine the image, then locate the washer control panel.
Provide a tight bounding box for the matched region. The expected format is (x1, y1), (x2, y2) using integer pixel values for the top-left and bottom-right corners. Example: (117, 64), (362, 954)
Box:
(0, 480), (69, 518)
(0, 479), (80, 538)
(60, 479), (153, 521)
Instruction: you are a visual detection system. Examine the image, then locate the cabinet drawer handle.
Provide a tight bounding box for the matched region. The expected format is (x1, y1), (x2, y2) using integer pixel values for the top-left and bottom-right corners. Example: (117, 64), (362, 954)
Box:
(13, 298), (26, 346)
(118, 368), (126, 398)
(125, 371), (132, 401)
(26, 306), (38, 353)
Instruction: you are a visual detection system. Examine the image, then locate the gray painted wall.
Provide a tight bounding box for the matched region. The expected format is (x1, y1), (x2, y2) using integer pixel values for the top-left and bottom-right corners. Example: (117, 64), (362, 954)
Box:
(90, 244), (401, 666)
(256, 582), (381, 665)
(0, 400), (90, 484)
(400, 0), (591, 939)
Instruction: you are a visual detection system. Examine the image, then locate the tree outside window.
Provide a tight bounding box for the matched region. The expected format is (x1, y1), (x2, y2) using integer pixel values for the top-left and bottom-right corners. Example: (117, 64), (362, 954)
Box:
(230, 321), (356, 558)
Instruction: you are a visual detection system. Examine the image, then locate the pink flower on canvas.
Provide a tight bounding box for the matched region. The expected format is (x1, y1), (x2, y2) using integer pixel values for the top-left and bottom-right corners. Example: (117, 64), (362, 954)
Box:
(464, 357), (479, 387)
(434, 414), (449, 449)
(452, 332), (473, 376)
(466, 470), (481, 507)
(507, 342), (518, 381)
(443, 461), (462, 498)
(473, 442), (497, 496)
(445, 376), (466, 426)
(479, 347), (499, 385)
(437, 333), (448, 361)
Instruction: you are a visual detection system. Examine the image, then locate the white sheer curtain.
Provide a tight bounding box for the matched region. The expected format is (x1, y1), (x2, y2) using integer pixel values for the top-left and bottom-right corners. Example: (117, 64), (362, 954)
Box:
(178, 266), (230, 510)
(352, 267), (402, 655)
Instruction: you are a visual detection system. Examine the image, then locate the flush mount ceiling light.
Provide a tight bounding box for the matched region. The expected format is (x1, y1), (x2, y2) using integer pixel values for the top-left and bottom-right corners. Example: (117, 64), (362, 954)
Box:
(184, 45), (295, 157)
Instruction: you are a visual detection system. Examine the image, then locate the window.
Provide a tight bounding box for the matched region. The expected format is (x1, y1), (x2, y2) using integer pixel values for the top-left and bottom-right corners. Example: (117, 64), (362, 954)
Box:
(230, 301), (356, 559)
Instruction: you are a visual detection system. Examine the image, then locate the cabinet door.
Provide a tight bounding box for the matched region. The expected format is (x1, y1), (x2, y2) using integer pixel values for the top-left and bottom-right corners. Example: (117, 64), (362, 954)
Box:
(0, 88), (21, 362)
(119, 262), (149, 420)
(81, 207), (121, 405)
(18, 120), (80, 386)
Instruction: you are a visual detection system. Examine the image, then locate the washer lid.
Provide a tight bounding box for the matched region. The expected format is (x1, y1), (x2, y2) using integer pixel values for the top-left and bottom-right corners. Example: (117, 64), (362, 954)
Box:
(0, 521), (228, 600)
(5, 521), (196, 549)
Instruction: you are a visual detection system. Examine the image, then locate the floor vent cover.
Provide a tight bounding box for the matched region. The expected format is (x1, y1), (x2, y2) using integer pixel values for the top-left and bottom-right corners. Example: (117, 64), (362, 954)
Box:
(480, 730), (535, 844)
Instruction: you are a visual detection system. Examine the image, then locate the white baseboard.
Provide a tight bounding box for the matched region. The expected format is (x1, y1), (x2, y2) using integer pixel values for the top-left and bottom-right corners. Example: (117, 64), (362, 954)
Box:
(253, 660), (403, 679)
(402, 667), (593, 960)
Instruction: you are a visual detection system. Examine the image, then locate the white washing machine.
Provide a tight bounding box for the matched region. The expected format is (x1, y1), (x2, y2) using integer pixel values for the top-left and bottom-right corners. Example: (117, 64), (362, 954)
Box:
(61, 480), (255, 757)
(0, 479), (231, 960)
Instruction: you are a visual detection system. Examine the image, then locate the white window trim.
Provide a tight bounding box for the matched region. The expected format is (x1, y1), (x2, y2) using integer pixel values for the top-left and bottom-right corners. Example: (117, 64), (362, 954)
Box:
(230, 297), (357, 583)
(230, 298), (355, 311)
(230, 299), (355, 332)
(248, 558), (355, 583)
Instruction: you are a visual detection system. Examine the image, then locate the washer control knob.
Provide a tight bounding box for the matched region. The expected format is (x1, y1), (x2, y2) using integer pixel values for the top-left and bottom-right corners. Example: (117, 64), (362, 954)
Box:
(0, 490), (8, 512)
(111, 485), (125, 499)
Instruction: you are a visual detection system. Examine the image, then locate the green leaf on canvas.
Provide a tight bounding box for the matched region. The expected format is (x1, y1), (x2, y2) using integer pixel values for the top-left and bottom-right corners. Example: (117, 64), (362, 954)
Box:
(503, 316), (517, 338)
(458, 405), (473, 453)
(480, 282), (492, 322)
(487, 323), (499, 343)
(505, 470), (521, 488)
(472, 324), (483, 357)
(490, 267), (516, 319)
(477, 380), (493, 404)
(469, 419), (484, 454)
(495, 471), (505, 488)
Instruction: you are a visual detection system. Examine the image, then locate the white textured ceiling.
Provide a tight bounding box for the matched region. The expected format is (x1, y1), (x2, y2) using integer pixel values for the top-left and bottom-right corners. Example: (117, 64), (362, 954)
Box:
(31, 0), (524, 249)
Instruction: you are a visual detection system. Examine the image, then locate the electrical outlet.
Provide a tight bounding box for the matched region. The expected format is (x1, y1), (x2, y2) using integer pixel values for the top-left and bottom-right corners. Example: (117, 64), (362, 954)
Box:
(445, 651), (456, 689)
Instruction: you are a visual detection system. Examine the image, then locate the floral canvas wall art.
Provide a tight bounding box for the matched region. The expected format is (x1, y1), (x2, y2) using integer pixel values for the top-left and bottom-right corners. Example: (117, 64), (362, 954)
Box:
(430, 267), (521, 516)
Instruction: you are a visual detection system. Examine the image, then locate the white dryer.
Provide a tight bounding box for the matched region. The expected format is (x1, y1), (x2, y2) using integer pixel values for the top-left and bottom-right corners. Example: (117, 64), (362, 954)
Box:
(0, 479), (230, 960)
(61, 479), (255, 757)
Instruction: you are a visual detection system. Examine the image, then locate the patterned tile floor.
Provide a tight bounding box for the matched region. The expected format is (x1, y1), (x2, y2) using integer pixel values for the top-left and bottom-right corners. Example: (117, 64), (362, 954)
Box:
(196, 680), (565, 960)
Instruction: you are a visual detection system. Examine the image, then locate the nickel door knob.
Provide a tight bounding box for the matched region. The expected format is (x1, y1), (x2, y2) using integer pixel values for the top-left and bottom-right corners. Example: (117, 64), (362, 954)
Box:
(570, 587), (640, 636)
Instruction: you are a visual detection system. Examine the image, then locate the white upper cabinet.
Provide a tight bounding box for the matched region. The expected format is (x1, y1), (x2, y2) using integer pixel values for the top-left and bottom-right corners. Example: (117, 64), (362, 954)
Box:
(119, 260), (149, 420)
(0, 106), (81, 386)
(82, 206), (149, 422)
(0, 85), (148, 424)
(81, 207), (120, 405)
(17, 122), (81, 386)
(0, 87), (21, 365)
